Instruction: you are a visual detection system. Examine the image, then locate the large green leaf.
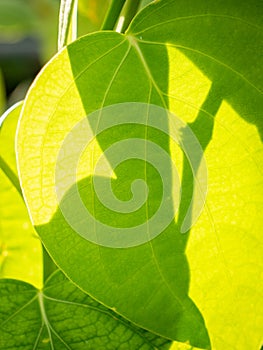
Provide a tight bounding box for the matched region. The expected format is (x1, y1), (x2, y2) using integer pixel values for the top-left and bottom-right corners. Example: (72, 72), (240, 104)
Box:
(16, 0), (263, 349)
(0, 103), (42, 288)
(16, 32), (210, 348)
(0, 269), (172, 350)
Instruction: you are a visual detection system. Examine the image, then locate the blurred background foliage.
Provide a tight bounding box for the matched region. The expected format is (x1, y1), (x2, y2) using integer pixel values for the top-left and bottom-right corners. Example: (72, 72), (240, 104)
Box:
(0, 0), (154, 111)
(0, 0), (111, 111)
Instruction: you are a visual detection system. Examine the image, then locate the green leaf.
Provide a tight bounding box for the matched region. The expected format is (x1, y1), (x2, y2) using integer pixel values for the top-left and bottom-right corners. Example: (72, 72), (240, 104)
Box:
(16, 31), (210, 348)
(0, 103), (42, 288)
(0, 270), (171, 349)
(16, 0), (263, 349)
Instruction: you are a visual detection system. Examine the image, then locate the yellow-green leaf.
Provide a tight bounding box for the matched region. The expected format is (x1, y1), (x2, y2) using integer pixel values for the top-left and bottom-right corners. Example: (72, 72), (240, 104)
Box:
(16, 0), (263, 349)
(0, 103), (42, 288)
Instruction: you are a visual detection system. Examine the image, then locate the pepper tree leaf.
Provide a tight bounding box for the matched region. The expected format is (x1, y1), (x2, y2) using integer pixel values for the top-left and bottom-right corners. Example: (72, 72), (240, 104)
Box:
(0, 103), (42, 288)
(16, 0), (263, 349)
(0, 269), (171, 350)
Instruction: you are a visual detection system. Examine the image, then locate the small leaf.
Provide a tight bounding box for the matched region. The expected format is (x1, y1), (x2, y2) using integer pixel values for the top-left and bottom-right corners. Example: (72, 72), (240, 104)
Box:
(0, 103), (42, 287)
(0, 270), (171, 349)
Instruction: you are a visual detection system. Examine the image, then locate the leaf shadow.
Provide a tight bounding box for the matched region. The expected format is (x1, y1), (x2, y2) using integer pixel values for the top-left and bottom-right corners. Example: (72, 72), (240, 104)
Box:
(51, 35), (216, 348)
(175, 42), (263, 142)
(35, 35), (234, 348)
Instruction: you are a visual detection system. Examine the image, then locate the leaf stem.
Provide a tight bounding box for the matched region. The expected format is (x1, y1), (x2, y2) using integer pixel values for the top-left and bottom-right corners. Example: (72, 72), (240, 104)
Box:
(58, 0), (78, 51)
(71, 0), (78, 42)
(115, 0), (141, 33)
(101, 0), (127, 31)
(0, 156), (23, 198)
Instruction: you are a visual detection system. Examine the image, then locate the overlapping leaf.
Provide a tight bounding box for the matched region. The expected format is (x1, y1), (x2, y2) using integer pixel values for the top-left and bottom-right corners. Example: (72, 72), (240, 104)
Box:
(0, 270), (171, 350)
(0, 103), (42, 287)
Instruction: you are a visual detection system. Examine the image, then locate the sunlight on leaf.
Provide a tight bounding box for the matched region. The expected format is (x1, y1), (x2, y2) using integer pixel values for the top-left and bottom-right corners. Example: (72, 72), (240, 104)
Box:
(0, 103), (42, 288)
(17, 32), (210, 348)
(187, 100), (263, 349)
(16, 0), (263, 348)
(167, 46), (211, 123)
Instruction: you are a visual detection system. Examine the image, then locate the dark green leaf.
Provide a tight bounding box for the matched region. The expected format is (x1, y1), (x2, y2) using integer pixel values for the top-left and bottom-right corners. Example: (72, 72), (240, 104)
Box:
(0, 270), (171, 350)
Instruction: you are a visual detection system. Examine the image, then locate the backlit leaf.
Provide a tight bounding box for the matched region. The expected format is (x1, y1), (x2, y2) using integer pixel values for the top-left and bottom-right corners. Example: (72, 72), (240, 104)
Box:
(0, 103), (42, 288)
(16, 0), (263, 348)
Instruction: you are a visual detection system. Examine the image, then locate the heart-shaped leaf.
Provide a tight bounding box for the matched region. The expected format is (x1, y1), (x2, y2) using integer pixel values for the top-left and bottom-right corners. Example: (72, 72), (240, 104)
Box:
(16, 31), (210, 348)
(0, 270), (171, 349)
(16, 0), (263, 348)
(0, 103), (42, 287)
